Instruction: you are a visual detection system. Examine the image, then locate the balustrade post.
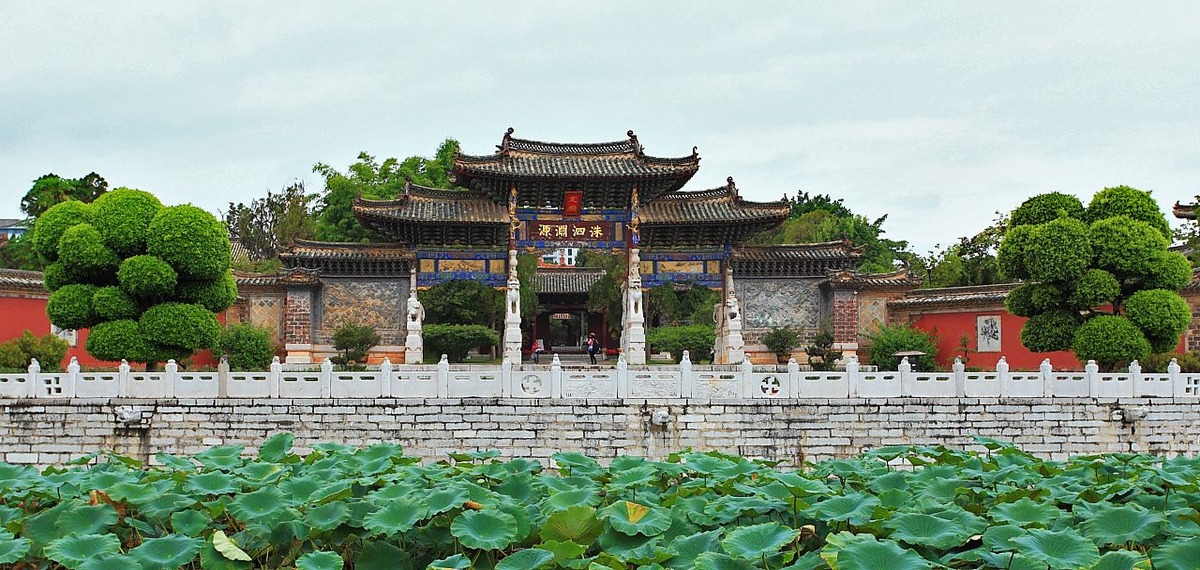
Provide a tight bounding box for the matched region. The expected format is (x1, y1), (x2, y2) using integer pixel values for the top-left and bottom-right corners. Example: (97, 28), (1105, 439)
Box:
(437, 355), (449, 398)
(680, 350), (693, 398)
(320, 358), (333, 398)
(898, 356), (913, 396)
(616, 354), (629, 398)
(500, 356), (513, 398)
(846, 354), (861, 397)
(1128, 359), (1141, 384)
(1168, 358), (1183, 397)
(952, 357), (966, 397)
(787, 357), (799, 398)
(165, 359), (178, 395)
(26, 358), (40, 398)
(269, 356), (283, 398)
(217, 356), (230, 398)
(118, 359), (131, 397)
(550, 354), (563, 398)
(66, 357), (80, 399)
(739, 358), (753, 398)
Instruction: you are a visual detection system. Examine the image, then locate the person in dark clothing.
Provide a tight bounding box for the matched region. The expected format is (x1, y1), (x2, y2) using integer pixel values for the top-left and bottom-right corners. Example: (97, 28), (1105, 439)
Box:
(586, 333), (599, 365)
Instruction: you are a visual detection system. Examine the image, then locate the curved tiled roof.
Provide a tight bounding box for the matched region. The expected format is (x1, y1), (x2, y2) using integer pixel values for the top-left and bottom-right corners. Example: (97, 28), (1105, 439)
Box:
(889, 283), (1019, 310)
(454, 129), (700, 183)
(353, 183), (508, 225)
(1173, 201), (1196, 220)
(280, 240), (415, 261)
(825, 268), (923, 289)
(732, 241), (865, 262)
(535, 268), (606, 294)
(640, 179), (791, 225)
(0, 269), (47, 294)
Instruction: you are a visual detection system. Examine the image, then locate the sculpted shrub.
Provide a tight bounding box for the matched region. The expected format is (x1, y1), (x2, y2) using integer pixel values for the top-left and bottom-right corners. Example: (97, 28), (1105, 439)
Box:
(118, 255), (178, 300)
(1009, 192), (1084, 228)
(331, 323), (383, 366)
(998, 188), (1187, 369)
(46, 284), (98, 330)
(864, 324), (938, 371)
(90, 188), (162, 257)
(31, 200), (91, 260)
(40, 190), (237, 366)
(146, 204), (232, 281)
(647, 324), (715, 363)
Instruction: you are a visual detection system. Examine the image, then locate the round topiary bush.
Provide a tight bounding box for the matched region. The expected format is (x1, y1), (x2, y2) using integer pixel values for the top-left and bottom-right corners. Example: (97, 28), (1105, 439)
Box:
(1073, 315), (1151, 370)
(57, 223), (119, 284)
(1004, 283), (1036, 317)
(996, 224), (1032, 281)
(46, 284), (99, 331)
(42, 262), (70, 293)
(176, 271), (238, 313)
(1090, 216), (1168, 277)
(92, 286), (141, 321)
(1009, 192), (1084, 228)
(118, 255), (178, 300)
(31, 200), (92, 260)
(1067, 269), (1121, 310)
(1124, 289), (1192, 341)
(146, 205), (231, 280)
(85, 319), (155, 363)
(90, 188), (163, 258)
(1142, 251), (1193, 291)
(1020, 310), (1080, 353)
(1027, 283), (1062, 313)
(1085, 185), (1171, 239)
(220, 324), (276, 371)
(139, 303), (221, 352)
(1025, 217), (1091, 283)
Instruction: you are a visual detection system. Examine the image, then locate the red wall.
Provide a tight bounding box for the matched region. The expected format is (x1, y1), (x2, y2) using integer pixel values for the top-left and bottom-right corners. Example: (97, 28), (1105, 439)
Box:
(910, 310), (1080, 371)
(1, 295), (219, 370)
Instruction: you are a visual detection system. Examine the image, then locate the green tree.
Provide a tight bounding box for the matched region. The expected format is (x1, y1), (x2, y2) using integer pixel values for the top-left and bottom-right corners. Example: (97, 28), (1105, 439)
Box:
(921, 214), (1007, 288)
(39, 189), (235, 369)
(0, 233), (41, 270)
(0, 331), (69, 372)
(220, 324), (276, 371)
(313, 139), (461, 242)
(224, 182), (317, 262)
(999, 187), (1191, 370)
(864, 324), (938, 371)
(19, 172), (108, 219)
(424, 324), (500, 362)
(579, 250), (626, 340)
(331, 323), (381, 369)
(419, 279), (503, 327)
(748, 192), (913, 273)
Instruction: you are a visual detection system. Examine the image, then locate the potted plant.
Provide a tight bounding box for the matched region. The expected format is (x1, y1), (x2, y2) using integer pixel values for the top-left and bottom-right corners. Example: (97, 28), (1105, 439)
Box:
(762, 326), (799, 364)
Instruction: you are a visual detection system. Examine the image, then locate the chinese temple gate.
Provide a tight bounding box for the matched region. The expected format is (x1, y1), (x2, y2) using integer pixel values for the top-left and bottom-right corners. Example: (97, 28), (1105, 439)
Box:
(277, 129), (874, 365)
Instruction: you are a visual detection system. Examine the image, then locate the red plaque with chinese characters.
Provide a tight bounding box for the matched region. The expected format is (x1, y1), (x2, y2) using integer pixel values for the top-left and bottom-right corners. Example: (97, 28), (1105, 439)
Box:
(562, 190), (583, 217)
(530, 221), (612, 241)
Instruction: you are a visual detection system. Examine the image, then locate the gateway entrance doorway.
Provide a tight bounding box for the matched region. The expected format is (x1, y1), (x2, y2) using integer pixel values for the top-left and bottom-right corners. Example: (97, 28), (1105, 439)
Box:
(546, 311), (585, 350)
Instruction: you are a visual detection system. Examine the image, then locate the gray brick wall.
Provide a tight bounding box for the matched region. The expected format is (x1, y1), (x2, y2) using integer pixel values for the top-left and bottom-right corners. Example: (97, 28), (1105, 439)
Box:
(2, 398), (1198, 468)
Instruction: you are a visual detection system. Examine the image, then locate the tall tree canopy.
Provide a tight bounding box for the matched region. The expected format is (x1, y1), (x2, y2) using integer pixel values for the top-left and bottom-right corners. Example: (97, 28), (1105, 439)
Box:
(749, 192), (913, 273)
(313, 139), (461, 242)
(920, 213), (1007, 288)
(998, 186), (1191, 369)
(20, 172), (108, 218)
(224, 182), (317, 263)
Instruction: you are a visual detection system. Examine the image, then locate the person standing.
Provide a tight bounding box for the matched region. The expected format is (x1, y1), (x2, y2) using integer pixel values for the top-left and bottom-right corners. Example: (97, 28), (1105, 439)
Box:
(586, 332), (599, 365)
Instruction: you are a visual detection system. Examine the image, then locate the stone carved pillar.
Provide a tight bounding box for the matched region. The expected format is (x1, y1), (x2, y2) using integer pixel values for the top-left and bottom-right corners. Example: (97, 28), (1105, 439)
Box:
(503, 250), (523, 362)
(714, 267), (745, 364)
(404, 267), (424, 364)
(622, 248), (646, 365)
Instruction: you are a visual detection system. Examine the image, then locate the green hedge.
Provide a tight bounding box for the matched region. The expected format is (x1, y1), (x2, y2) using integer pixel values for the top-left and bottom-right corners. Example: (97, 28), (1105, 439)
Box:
(1072, 315), (1151, 370)
(85, 319), (155, 363)
(424, 324), (499, 362)
(0, 331), (68, 372)
(646, 324), (715, 363)
(1020, 309), (1080, 353)
(90, 188), (163, 258)
(864, 324), (937, 371)
(220, 324), (276, 371)
(146, 205), (231, 280)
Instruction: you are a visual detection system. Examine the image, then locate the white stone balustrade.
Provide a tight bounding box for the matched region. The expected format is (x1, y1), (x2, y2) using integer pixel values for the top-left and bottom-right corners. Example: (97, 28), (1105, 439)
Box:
(2, 357), (1199, 400)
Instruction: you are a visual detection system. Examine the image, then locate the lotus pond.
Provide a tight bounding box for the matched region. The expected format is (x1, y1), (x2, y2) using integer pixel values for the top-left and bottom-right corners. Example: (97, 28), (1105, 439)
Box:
(0, 435), (1198, 569)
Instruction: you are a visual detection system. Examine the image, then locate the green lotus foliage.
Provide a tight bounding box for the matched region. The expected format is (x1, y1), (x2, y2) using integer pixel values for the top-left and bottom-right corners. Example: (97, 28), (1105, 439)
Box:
(0, 440), (1196, 568)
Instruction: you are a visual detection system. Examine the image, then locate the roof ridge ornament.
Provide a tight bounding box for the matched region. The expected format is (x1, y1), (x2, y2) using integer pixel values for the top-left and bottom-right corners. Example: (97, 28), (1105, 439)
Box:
(499, 127), (515, 152)
(726, 176), (739, 201)
(627, 130), (643, 156)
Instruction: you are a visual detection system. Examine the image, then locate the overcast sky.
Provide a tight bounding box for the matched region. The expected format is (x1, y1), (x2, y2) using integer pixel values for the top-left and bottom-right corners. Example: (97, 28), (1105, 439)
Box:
(2, 2), (1198, 253)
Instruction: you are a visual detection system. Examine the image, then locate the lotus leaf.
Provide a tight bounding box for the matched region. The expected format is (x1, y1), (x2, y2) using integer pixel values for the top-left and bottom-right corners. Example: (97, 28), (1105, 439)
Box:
(602, 500), (673, 536)
(836, 538), (932, 570)
(885, 512), (977, 550)
(79, 554), (145, 570)
(185, 471), (239, 496)
(0, 530), (31, 564)
(807, 492), (881, 527)
(228, 486), (285, 521)
(428, 552), (472, 569)
(1152, 536), (1200, 570)
(129, 533), (203, 570)
(989, 497), (1064, 527)
(296, 550), (344, 570)
(304, 501), (351, 532)
(1090, 549), (1151, 570)
(1080, 503), (1166, 546)
(1011, 528), (1101, 569)
(363, 498), (429, 536)
(693, 551), (756, 570)
(211, 529), (252, 561)
(452, 509), (519, 550)
(496, 548), (555, 570)
(56, 503), (118, 535)
(45, 533), (121, 569)
(170, 509), (211, 536)
(257, 432), (294, 462)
